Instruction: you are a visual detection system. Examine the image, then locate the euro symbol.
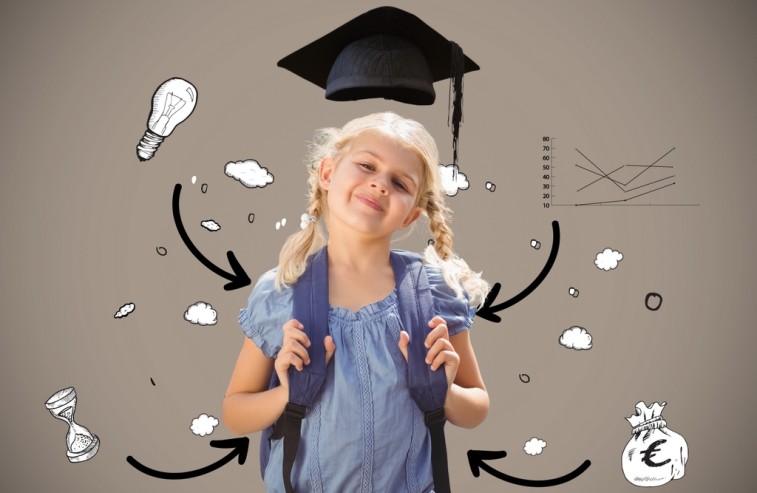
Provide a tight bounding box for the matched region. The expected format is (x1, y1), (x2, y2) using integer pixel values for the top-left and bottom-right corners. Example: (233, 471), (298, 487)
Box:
(640, 439), (671, 467)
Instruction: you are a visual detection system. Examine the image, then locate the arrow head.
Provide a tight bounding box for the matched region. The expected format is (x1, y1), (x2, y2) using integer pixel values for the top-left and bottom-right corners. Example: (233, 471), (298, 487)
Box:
(475, 282), (502, 323)
(209, 437), (249, 465)
(223, 251), (252, 291)
(467, 449), (507, 477)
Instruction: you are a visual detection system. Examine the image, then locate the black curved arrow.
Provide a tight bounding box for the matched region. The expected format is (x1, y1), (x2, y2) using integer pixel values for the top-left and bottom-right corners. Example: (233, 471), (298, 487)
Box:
(476, 220), (561, 323)
(173, 183), (251, 291)
(468, 449), (591, 487)
(126, 437), (249, 480)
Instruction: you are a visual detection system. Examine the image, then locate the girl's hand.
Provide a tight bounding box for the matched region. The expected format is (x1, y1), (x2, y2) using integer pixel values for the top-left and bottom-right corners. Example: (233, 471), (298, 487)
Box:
(274, 319), (336, 390)
(398, 316), (459, 388)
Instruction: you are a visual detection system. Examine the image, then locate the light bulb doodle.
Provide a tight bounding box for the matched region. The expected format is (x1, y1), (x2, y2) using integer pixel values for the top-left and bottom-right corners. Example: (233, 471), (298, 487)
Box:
(136, 77), (198, 161)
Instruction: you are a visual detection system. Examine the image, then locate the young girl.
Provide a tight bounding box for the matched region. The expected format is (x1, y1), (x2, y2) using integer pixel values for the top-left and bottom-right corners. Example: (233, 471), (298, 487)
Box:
(224, 112), (489, 492)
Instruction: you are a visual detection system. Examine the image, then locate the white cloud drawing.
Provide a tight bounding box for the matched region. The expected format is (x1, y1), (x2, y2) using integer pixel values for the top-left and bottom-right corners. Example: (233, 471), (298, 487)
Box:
(184, 301), (217, 326)
(224, 159), (274, 188)
(559, 326), (593, 350)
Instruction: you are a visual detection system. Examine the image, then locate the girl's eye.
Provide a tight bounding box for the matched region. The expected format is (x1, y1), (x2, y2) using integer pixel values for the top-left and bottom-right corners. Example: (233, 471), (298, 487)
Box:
(359, 162), (374, 171)
(393, 179), (408, 192)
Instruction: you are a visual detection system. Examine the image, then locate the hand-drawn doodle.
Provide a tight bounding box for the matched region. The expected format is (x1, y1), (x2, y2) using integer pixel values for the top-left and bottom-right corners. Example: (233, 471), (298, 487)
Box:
(518, 373), (530, 383)
(275, 218), (287, 230)
(201, 183), (208, 194)
(127, 437), (249, 480)
(136, 77), (198, 161)
(224, 159), (274, 188)
(150, 378), (156, 386)
(559, 326), (593, 350)
(477, 221), (560, 323)
(156, 246), (168, 256)
(190, 413), (219, 437)
(485, 181), (496, 192)
(173, 184), (251, 291)
(44, 387), (100, 463)
(248, 213), (256, 224)
(201, 219), (221, 232)
(568, 287), (579, 298)
(524, 438), (547, 456)
(530, 239), (541, 250)
(184, 301), (218, 326)
(645, 293), (663, 311)
(622, 401), (688, 487)
(468, 450), (591, 487)
(300, 213), (316, 229)
(595, 248), (623, 271)
(114, 302), (135, 319)
(438, 163), (470, 196)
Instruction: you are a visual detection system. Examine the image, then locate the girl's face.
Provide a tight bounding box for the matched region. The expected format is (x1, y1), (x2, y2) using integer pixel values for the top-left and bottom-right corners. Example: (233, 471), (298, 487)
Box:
(319, 130), (424, 240)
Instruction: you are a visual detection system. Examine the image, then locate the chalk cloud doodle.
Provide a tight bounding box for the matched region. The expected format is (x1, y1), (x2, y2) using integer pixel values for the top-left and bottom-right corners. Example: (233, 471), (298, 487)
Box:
(136, 77), (198, 161)
(184, 301), (218, 326)
(190, 413), (219, 437)
(524, 438), (547, 456)
(559, 326), (593, 350)
(595, 248), (624, 271)
(201, 219), (221, 232)
(114, 302), (135, 319)
(438, 163), (470, 196)
(622, 401), (688, 487)
(224, 159), (274, 188)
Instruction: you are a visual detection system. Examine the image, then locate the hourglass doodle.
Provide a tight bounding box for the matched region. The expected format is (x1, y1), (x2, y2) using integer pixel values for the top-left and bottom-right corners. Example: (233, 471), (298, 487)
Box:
(45, 387), (100, 462)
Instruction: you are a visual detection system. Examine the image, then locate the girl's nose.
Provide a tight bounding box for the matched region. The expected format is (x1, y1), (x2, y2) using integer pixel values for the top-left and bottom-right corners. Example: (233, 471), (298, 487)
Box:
(371, 181), (388, 194)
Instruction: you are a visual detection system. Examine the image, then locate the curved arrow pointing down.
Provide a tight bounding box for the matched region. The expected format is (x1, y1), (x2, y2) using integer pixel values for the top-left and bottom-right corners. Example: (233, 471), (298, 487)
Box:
(127, 437), (249, 480)
(172, 183), (251, 291)
(468, 449), (591, 487)
(476, 220), (561, 323)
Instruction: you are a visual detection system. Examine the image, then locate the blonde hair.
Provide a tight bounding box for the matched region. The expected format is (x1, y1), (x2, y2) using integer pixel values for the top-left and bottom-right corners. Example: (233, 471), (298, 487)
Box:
(275, 112), (488, 308)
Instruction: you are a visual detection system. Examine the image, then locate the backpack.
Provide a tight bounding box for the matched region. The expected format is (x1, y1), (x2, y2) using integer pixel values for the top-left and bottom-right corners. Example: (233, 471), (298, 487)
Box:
(259, 246), (451, 493)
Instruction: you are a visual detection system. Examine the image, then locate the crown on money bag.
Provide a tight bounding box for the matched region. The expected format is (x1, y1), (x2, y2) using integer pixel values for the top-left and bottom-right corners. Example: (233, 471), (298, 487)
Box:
(626, 401), (667, 430)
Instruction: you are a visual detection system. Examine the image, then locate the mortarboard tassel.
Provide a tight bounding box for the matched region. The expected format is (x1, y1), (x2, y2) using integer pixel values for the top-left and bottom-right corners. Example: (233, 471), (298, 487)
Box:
(448, 41), (465, 180)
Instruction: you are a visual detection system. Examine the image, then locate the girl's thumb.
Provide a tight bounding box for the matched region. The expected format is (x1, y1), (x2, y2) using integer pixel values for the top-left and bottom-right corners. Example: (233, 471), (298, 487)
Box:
(398, 331), (410, 362)
(324, 335), (336, 365)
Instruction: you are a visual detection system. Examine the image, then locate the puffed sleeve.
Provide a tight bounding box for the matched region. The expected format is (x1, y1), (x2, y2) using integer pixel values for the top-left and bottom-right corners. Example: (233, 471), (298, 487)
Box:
(425, 265), (477, 336)
(238, 267), (293, 358)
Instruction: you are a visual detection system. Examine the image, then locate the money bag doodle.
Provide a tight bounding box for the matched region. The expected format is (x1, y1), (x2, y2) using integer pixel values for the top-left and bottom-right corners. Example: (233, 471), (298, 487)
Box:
(622, 401), (688, 487)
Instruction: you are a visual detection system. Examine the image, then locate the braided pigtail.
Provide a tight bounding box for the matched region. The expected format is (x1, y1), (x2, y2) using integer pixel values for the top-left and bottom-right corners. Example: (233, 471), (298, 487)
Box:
(422, 195), (489, 309)
(426, 195), (455, 261)
(274, 133), (334, 290)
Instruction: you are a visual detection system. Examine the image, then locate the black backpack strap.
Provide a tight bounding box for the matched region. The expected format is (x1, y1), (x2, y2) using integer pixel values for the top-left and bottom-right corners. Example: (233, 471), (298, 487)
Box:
(282, 246), (330, 493)
(390, 250), (451, 493)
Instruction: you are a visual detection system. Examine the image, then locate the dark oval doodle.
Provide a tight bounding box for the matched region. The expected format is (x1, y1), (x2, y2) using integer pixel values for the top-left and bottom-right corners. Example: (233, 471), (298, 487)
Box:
(645, 292), (663, 311)
(156, 246), (167, 256)
(519, 374), (530, 383)
(248, 213), (255, 224)
(201, 183), (208, 194)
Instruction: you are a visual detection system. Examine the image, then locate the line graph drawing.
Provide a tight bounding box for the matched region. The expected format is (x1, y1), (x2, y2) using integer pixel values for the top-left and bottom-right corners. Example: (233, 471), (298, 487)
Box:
(544, 140), (699, 207)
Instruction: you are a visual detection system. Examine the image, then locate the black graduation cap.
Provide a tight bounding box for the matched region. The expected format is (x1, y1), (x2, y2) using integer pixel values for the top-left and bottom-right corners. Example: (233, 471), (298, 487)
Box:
(278, 6), (478, 165)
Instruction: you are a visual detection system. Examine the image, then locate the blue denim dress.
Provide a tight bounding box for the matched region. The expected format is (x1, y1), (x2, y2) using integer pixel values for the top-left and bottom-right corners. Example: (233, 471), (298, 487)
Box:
(238, 264), (476, 493)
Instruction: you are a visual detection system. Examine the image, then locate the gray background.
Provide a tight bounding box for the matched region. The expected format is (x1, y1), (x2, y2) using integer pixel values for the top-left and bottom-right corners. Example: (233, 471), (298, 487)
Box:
(1, 0), (755, 491)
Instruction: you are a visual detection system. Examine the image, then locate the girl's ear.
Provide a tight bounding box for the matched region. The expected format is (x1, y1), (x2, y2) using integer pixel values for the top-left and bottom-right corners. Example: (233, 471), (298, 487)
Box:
(402, 206), (423, 228)
(319, 157), (333, 190)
